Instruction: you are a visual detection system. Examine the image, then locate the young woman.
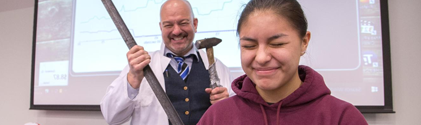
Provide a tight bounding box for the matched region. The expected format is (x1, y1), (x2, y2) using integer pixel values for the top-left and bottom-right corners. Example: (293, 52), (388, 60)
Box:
(197, 0), (368, 124)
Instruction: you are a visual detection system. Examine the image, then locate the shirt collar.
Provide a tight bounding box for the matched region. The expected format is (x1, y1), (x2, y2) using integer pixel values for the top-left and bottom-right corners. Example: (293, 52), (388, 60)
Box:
(164, 45), (199, 61)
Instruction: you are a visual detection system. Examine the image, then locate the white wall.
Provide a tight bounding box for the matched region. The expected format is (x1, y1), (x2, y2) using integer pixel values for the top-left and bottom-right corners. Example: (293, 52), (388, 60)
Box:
(1, 0), (420, 125)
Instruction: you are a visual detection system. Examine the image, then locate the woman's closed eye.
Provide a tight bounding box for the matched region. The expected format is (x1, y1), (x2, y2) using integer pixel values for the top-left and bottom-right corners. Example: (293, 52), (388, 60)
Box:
(269, 43), (285, 47)
(241, 44), (257, 49)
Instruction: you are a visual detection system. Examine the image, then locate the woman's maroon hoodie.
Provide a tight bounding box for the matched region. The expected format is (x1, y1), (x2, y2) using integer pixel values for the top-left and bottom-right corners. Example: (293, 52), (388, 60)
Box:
(198, 65), (368, 125)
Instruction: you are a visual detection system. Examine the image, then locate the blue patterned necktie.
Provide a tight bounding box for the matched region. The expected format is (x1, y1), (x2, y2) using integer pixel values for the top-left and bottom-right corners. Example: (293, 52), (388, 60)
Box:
(166, 53), (190, 80)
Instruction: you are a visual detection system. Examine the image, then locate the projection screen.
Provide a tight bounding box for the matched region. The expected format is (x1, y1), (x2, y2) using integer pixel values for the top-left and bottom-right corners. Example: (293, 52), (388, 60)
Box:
(31, 0), (394, 113)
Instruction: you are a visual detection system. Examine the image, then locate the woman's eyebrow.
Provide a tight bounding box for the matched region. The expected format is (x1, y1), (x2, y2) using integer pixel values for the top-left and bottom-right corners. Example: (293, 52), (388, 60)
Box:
(240, 37), (257, 43)
(267, 33), (287, 41)
(240, 33), (288, 42)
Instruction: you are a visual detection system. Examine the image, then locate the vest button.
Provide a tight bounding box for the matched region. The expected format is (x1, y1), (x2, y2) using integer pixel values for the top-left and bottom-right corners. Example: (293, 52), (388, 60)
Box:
(184, 86), (188, 90)
(185, 98), (189, 102)
(185, 111), (190, 115)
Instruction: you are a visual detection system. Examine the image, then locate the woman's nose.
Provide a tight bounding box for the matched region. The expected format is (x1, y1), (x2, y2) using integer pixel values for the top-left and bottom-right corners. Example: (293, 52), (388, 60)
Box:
(255, 46), (271, 65)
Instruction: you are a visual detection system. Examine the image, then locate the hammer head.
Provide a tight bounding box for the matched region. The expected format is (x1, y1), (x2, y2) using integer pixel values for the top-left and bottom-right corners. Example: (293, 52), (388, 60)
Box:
(195, 37), (222, 49)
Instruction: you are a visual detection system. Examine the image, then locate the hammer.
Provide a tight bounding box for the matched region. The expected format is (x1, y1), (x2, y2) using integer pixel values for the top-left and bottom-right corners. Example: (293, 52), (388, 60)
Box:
(195, 37), (222, 89)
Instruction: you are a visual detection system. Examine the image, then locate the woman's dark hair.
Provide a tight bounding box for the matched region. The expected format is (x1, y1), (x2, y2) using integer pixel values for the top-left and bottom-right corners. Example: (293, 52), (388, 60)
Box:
(237, 0), (308, 38)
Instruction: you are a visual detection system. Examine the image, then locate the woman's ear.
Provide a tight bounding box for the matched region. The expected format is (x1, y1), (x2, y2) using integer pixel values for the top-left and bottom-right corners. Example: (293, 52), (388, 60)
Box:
(301, 31), (311, 56)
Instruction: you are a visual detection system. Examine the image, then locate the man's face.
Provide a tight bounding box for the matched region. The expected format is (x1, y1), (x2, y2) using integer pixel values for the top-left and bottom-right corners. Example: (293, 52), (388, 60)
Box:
(160, 1), (198, 56)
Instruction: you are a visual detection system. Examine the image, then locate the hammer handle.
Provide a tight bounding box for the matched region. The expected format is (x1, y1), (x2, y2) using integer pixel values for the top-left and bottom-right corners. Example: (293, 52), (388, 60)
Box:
(206, 48), (215, 65)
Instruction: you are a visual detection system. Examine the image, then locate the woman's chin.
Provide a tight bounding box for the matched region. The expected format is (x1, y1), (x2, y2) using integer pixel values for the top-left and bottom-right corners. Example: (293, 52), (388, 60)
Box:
(254, 80), (278, 90)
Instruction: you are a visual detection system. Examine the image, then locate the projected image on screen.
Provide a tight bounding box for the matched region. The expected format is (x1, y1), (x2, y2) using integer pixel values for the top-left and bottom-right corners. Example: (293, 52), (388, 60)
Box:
(33, 0), (387, 108)
(71, 0), (244, 74)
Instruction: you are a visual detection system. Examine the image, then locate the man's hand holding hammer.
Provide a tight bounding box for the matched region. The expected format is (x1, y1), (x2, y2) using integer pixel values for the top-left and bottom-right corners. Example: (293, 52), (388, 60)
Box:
(196, 37), (230, 104)
(205, 87), (229, 104)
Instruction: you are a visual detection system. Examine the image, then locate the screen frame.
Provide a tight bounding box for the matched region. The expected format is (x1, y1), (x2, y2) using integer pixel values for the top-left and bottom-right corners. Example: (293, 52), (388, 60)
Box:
(355, 0), (394, 113)
(30, 0), (395, 113)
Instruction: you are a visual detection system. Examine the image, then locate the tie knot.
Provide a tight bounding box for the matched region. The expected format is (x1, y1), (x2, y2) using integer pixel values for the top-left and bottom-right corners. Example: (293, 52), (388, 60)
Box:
(173, 57), (184, 63)
(166, 53), (184, 61)
(166, 53), (194, 62)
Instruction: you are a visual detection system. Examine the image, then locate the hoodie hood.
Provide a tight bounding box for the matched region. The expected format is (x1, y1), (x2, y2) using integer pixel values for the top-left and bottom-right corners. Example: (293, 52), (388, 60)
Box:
(197, 65), (367, 125)
(232, 65), (331, 109)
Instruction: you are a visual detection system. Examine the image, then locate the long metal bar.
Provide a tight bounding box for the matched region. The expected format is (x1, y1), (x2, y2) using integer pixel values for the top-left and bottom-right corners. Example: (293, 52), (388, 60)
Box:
(101, 0), (184, 124)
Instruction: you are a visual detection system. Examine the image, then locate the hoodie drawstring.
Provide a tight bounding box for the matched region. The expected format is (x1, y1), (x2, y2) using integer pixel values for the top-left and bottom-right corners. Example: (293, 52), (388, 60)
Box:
(260, 104), (269, 125)
(276, 101), (283, 125)
(260, 101), (283, 125)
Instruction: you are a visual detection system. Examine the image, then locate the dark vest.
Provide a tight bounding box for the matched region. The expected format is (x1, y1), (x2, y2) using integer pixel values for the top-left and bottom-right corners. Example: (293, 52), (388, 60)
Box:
(164, 53), (211, 125)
